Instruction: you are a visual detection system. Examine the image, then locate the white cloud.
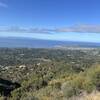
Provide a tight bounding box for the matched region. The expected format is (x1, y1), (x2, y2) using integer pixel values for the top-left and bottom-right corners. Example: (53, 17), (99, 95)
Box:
(55, 24), (100, 33)
(0, 2), (8, 8)
(0, 24), (100, 34)
(0, 26), (52, 34)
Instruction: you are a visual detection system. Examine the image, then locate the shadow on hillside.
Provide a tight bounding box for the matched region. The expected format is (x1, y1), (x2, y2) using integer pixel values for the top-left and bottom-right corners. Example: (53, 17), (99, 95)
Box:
(0, 78), (21, 96)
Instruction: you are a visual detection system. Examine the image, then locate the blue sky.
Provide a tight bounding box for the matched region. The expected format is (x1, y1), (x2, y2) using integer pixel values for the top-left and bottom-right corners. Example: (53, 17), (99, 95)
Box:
(0, 0), (100, 42)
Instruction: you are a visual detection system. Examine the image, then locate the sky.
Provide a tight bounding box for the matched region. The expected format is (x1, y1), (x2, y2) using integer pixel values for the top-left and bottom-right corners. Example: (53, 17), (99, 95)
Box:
(0, 0), (100, 42)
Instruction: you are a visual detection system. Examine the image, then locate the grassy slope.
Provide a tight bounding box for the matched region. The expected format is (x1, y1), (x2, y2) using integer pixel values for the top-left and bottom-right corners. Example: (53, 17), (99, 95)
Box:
(7, 64), (100, 100)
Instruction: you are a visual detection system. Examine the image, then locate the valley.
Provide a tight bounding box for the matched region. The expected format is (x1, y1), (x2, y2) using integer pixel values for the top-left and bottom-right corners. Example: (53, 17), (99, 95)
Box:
(0, 48), (100, 99)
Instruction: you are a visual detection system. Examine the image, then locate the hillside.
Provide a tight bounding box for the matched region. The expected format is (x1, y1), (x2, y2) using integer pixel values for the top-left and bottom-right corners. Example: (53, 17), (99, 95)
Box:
(0, 48), (100, 99)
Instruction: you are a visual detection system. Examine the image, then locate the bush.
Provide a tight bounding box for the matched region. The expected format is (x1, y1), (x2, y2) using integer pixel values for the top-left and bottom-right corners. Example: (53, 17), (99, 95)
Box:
(54, 81), (61, 90)
(83, 78), (95, 93)
(11, 88), (24, 100)
(20, 93), (39, 100)
(61, 81), (81, 98)
(86, 65), (100, 91)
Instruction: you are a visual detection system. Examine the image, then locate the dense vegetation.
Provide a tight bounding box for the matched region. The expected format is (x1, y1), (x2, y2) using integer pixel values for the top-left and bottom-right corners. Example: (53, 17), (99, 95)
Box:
(0, 48), (100, 100)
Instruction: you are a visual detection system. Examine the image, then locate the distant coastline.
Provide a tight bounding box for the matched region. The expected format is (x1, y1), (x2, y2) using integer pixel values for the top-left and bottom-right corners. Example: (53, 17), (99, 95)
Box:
(0, 37), (100, 48)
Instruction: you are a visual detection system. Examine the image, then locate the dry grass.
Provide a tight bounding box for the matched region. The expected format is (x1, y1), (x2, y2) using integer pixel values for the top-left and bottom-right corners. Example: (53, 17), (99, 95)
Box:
(71, 91), (100, 100)
(83, 92), (100, 100)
